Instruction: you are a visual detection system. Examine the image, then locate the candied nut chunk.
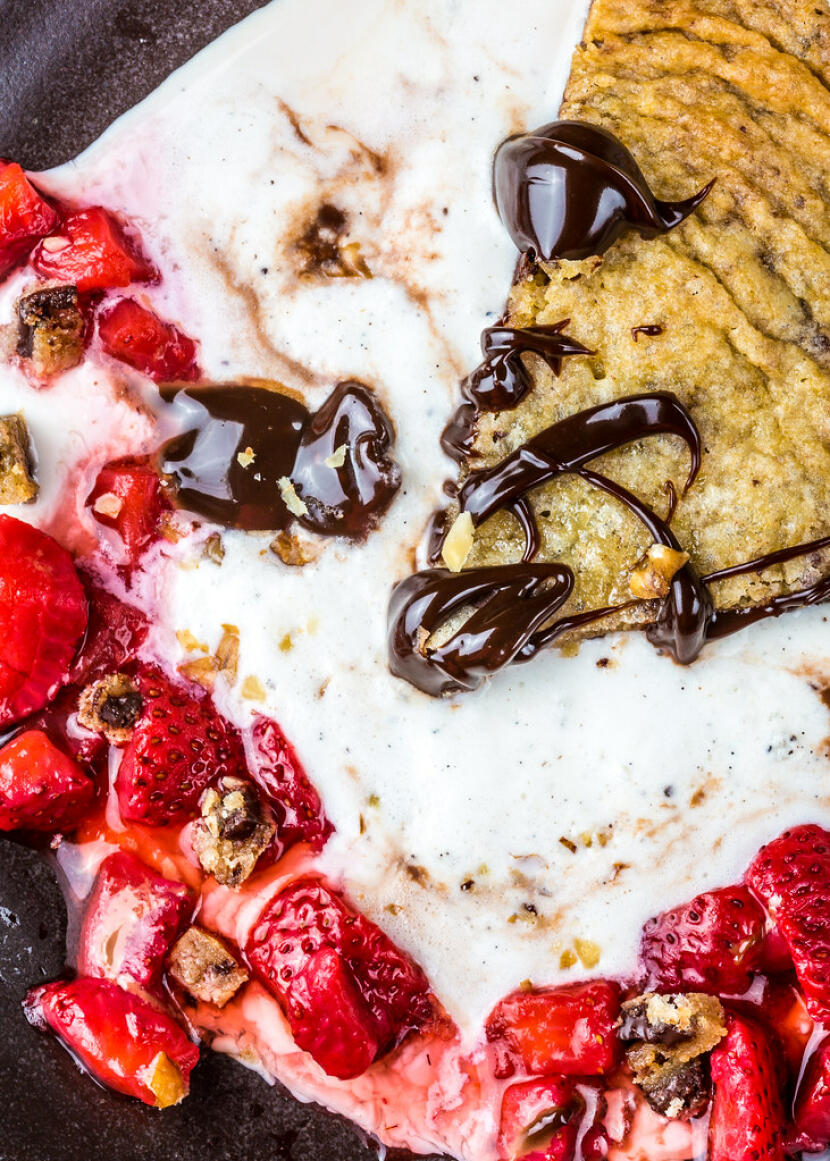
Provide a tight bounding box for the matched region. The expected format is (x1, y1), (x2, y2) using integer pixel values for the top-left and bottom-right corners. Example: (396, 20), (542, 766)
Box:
(270, 529), (321, 567)
(628, 545), (690, 600)
(17, 284), (84, 376)
(620, 992), (726, 1120)
(167, 926), (248, 1008)
(77, 673), (142, 745)
(0, 414), (37, 504)
(192, 776), (275, 887)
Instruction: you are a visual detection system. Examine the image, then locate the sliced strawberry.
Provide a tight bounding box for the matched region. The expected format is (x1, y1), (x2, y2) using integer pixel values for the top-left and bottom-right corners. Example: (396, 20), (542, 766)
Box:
(70, 578), (149, 686)
(791, 1034), (830, 1154)
(87, 458), (170, 567)
(246, 715), (333, 857)
(747, 825), (830, 1018)
(708, 1013), (785, 1161)
(116, 667), (246, 826)
(0, 161), (57, 277)
(485, 981), (620, 1078)
(78, 851), (193, 989)
(25, 976), (199, 1107)
(639, 885), (765, 995)
(98, 297), (200, 382)
(0, 515), (88, 728)
(32, 207), (155, 293)
(246, 877), (433, 1078)
(0, 729), (95, 832)
(498, 1077), (584, 1161)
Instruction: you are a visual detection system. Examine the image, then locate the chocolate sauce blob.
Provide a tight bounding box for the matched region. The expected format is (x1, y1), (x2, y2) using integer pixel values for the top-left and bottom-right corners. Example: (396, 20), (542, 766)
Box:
(493, 120), (713, 261)
(158, 380), (400, 538)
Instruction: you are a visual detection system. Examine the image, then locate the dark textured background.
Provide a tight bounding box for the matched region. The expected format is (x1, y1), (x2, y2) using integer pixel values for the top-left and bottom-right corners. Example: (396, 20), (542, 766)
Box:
(0, 2), (445, 1158)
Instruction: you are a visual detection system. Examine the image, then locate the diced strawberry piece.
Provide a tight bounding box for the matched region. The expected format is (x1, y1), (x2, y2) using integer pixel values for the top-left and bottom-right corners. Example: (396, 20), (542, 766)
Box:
(78, 851), (193, 989)
(0, 729), (95, 832)
(735, 978), (813, 1081)
(32, 207), (155, 293)
(791, 1035), (830, 1154)
(246, 878), (433, 1078)
(86, 458), (170, 566)
(25, 976), (199, 1107)
(70, 578), (149, 686)
(498, 1077), (584, 1161)
(485, 981), (620, 1078)
(246, 715), (333, 857)
(708, 1014), (785, 1161)
(22, 684), (107, 770)
(758, 923), (793, 974)
(0, 161), (57, 277)
(747, 826), (830, 1018)
(98, 298), (200, 382)
(0, 515), (88, 727)
(639, 885), (765, 995)
(116, 667), (247, 826)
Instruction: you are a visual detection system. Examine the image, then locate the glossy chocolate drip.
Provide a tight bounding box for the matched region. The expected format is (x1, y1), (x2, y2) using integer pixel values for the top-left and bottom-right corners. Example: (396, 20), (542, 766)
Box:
(441, 321), (593, 461)
(459, 391), (701, 560)
(632, 324), (663, 342)
(493, 120), (713, 261)
(158, 380), (400, 538)
(388, 563), (574, 696)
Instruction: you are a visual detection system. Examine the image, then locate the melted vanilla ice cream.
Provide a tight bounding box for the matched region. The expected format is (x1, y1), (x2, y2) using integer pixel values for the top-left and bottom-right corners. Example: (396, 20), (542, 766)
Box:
(3, 0), (830, 1140)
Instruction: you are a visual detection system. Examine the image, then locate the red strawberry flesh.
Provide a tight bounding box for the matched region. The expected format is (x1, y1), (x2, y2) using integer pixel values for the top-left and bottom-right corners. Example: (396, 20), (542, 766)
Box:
(87, 458), (170, 567)
(98, 297), (200, 382)
(0, 515), (88, 728)
(246, 715), (333, 857)
(791, 1034), (830, 1154)
(78, 850), (193, 989)
(25, 976), (199, 1107)
(246, 877), (433, 1078)
(0, 729), (95, 832)
(485, 981), (620, 1077)
(708, 1013), (785, 1161)
(498, 1077), (583, 1161)
(0, 161), (57, 277)
(32, 206), (156, 292)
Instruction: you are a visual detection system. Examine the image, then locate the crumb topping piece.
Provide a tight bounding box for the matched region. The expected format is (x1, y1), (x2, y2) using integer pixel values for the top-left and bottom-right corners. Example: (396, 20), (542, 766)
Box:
(0, 413), (37, 504)
(77, 673), (142, 745)
(167, 926), (248, 1008)
(192, 776), (275, 887)
(620, 992), (726, 1120)
(16, 284), (84, 376)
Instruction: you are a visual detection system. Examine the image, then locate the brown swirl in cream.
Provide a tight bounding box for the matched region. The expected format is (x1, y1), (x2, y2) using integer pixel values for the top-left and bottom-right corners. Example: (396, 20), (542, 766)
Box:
(493, 120), (713, 261)
(158, 380), (400, 538)
(441, 321), (594, 460)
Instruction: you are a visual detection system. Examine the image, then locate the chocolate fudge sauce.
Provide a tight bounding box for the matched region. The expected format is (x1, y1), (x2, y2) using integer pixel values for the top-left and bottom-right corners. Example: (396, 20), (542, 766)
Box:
(159, 380), (400, 537)
(493, 120), (714, 262)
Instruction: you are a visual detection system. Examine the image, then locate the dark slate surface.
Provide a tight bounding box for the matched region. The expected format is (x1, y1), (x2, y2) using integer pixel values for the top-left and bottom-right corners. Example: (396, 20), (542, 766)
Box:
(0, 3), (446, 1158)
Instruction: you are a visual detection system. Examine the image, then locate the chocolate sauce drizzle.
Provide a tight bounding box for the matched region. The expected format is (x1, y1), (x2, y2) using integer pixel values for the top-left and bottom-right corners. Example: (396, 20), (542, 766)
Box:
(158, 380), (400, 538)
(493, 120), (714, 262)
(441, 321), (594, 460)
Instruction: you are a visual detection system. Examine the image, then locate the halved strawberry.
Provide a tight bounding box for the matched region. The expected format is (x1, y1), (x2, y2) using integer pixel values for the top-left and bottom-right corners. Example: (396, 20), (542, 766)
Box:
(485, 981), (620, 1078)
(0, 729), (96, 832)
(116, 666), (246, 826)
(747, 825), (830, 1018)
(639, 885), (765, 995)
(69, 578), (149, 686)
(98, 298), (200, 382)
(0, 516), (88, 728)
(32, 207), (155, 293)
(791, 1034), (830, 1154)
(78, 851), (194, 989)
(498, 1077), (584, 1161)
(708, 1014), (785, 1161)
(0, 160), (57, 277)
(246, 877), (433, 1079)
(87, 458), (170, 567)
(246, 715), (333, 857)
(25, 976), (199, 1107)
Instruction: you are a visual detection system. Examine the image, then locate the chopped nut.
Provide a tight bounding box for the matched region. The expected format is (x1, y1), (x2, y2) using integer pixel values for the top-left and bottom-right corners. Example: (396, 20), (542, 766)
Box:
(167, 926), (248, 1008)
(629, 544), (690, 600)
(17, 284), (85, 376)
(441, 511), (474, 573)
(0, 414), (37, 504)
(324, 444), (348, 469)
(178, 625), (239, 690)
(192, 777), (275, 887)
(241, 676), (266, 701)
(177, 630), (208, 654)
(620, 992), (727, 1120)
(77, 673), (142, 745)
(338, 241), (372, 278)
(559, 949), (577, 969)
(203, 533), (225, 564)
(278, 476), (308, 517)
(236, 446), (256, 468)
(269, 529), (321, 567)
(92, 492), (123, 519)
(145, 1051), (186, 1109)
(574, 938), (601, 968)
